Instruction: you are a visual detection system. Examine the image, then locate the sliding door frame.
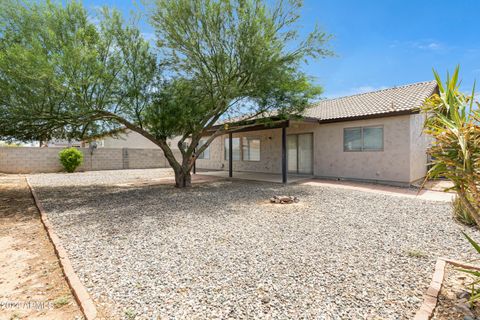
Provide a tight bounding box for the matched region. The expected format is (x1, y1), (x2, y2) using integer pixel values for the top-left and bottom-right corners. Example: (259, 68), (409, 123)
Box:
(286, 132), (314, 175)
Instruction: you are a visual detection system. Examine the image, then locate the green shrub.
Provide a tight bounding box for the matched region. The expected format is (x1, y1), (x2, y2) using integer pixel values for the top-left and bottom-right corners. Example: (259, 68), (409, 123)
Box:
(53, 296), (70, 308)
(459, 233), (480, 304)
(453, 196), (476, 226)
(58, 147), (83, 173)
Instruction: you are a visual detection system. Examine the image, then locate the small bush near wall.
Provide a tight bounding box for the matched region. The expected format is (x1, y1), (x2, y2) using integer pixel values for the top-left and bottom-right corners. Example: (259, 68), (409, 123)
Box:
(59, 148), (83, 173)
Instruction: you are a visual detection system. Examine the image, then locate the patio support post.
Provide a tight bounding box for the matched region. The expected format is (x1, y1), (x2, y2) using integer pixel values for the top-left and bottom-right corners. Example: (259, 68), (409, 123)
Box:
(229, 132), (233, 177)
(282, 126), (287, 184)
(192, 147), (196, 174)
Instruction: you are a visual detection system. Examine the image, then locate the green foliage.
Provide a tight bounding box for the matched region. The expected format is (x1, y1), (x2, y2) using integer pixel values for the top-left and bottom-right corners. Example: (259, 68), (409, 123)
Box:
(0, 0), (332, 187)
(422, 66), (480, 225)
(0, 0), (157, 142)
(458, 233), (480, 304)
(150, 0), (330, 136)
(148, 0), (331, 186)
(58, 147), (83, 173)
(406, 249), (427, 258)
(53, 296), (70, 308)
(453, 196), (476, 226)
(124, 309), (137, 320)
(0, 141), (20, 147)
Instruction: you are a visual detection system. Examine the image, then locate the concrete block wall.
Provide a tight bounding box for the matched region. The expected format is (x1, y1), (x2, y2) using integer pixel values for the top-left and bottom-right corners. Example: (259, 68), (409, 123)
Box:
(0, 147), (64, 173)
(126, 149), (169, 169)
(80, 148), (124, 172)
(0, 147), (179, 174)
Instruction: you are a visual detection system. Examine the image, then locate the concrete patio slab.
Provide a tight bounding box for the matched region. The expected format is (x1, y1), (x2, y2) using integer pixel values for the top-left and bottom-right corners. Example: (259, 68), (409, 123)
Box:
(299, 179), (454, 202)
(197, 170), (312, 184)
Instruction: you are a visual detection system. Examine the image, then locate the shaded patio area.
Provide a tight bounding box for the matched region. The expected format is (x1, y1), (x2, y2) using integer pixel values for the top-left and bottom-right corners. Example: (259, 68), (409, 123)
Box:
(196, 169), (313, 184)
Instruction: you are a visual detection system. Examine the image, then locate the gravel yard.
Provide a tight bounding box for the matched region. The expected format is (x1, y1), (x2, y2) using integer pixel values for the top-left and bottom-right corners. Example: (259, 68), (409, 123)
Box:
(28, 169), (479, 319)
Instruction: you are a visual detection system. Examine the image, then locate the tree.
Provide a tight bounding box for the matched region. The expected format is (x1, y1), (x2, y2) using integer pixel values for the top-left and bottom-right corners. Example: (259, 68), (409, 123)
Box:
(148, 0), (331, 187)
(0, 0), (332, 187)
(422, 66), (480, 224)
(0, 0), (157, 143)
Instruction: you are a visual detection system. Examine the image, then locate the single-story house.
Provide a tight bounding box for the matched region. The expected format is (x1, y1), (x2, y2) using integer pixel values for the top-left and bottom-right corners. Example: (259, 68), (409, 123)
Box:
(194, 81), (438, 186)
(87, 80), (436, 186)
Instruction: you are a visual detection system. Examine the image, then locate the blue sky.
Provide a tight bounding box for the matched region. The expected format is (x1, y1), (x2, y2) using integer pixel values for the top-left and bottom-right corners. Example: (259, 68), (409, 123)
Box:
(84, 0), (480, 98)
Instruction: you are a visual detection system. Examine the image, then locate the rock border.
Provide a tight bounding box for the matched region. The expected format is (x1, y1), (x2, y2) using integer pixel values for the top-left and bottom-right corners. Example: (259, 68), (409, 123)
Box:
(414, 257), (480, 320)
(26, 177), (97, 320)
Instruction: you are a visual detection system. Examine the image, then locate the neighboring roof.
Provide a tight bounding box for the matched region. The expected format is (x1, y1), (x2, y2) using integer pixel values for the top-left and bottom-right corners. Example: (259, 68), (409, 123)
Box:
(304, 81), (438, 121)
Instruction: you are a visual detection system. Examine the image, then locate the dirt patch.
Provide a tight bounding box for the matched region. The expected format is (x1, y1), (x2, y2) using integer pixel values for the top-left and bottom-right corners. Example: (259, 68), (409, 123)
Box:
(432, 264), (480, 319)
(0, 175), (83, 320)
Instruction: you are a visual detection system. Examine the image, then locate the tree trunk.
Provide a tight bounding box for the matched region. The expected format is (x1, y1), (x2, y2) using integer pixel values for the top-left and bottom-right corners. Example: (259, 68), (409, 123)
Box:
(174, 168), (192, 188)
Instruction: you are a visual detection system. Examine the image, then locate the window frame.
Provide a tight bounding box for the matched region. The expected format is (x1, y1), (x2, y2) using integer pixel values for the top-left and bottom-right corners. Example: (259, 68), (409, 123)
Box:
(343, 125), (384, 152)
(242, 136), (261, 162)
(196, 139), (210, 160)
(343, 127), (363, 152)
(224, 137), (241, 161)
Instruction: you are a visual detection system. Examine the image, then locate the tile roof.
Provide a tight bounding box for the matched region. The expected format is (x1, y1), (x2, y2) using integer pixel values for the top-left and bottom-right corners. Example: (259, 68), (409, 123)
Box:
(304, 81), (438, 121)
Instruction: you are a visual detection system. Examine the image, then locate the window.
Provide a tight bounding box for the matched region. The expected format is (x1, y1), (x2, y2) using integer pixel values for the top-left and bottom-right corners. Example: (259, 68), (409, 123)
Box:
(242, 137), (260, 161)
(343, 127), (362, 151)
(196, 139), (210, 160)
(363, 127), (383, 151)
(224, 137), (240, 160)
(344, 126), (383, 151)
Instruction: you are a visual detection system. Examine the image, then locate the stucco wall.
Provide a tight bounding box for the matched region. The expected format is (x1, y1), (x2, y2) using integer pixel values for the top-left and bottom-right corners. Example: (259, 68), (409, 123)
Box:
(101, 130), (159, 149)
(313, 115), (411, 183)
(409, 113), (430, 182)
(1, 115), (429, 182)
(196, 115), (425, 184)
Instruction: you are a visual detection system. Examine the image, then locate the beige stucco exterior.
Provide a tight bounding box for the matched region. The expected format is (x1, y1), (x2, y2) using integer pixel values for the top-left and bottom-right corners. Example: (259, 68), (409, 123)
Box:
(92, 114), (429, 185)
(409, 113), (431, 182)
(100, 130), (187, 151)
(196, 114), (429, 185)
(101, 130), (159, 149)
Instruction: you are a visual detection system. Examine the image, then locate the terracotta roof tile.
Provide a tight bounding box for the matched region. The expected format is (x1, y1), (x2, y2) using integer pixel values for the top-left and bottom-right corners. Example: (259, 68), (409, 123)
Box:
(304, 81), (438, 121)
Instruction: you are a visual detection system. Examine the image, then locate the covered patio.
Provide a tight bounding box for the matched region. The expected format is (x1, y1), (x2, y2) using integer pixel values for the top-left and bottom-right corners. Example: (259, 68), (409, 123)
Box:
(196, 117), (318, 184)
(196, 169), (312, 184)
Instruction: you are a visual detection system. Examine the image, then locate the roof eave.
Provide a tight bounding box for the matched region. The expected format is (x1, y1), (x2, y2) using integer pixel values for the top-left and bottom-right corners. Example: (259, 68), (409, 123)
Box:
(314, 109), (421, 124)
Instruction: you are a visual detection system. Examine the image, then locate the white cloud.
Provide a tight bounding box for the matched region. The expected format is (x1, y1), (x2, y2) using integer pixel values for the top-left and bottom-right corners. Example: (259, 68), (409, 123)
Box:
(415, 41), (442, 50)
(389, 39), (445, 51)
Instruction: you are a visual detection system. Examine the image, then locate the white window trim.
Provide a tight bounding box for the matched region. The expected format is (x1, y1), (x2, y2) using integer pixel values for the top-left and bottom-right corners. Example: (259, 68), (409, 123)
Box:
(344, 125), (384, 152)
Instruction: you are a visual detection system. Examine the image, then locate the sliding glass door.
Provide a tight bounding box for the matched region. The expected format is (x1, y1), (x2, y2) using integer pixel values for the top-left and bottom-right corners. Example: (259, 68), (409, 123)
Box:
(287, 133), (313, 174)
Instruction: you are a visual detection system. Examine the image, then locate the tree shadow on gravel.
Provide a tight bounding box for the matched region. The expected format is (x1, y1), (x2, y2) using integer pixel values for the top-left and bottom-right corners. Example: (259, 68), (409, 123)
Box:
(32, 180), (315, 235)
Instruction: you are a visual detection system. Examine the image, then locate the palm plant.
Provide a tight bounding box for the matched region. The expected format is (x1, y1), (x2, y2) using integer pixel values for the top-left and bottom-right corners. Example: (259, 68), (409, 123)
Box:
(422, 66), (480, 225)
(459, 233), (480, 304)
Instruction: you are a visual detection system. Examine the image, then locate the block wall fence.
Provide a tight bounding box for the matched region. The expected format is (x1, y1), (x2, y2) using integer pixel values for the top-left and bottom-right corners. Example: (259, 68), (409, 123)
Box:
(0, 147), (182, 174)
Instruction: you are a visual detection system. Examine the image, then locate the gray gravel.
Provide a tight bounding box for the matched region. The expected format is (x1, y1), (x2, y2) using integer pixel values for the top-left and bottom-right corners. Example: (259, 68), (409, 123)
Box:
(28, 170), (479, 319)
(28, 168), (174, 187)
